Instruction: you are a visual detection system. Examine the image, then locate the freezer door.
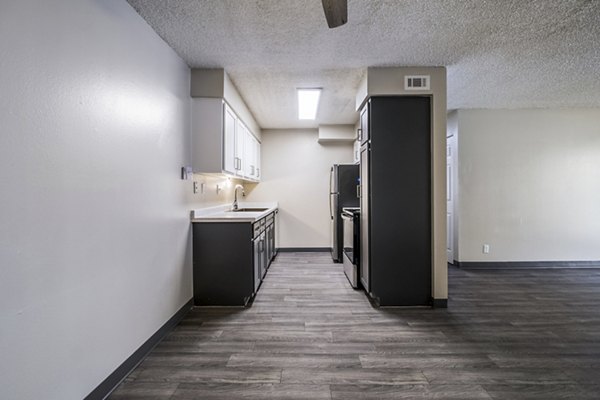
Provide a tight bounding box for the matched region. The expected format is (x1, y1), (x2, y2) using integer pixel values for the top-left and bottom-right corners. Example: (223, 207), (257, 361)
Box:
(337, 164), (360, 208)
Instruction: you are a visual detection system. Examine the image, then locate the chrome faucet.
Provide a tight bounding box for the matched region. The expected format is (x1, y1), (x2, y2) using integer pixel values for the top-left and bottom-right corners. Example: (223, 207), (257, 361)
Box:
(232, 184), (245, 211)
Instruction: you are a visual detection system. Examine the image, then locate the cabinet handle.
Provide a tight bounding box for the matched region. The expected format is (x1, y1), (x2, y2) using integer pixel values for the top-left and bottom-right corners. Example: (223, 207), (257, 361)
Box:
(256, 168), (260, 178)
(357, 185), (360, 198)
(357, 128), (362, 141)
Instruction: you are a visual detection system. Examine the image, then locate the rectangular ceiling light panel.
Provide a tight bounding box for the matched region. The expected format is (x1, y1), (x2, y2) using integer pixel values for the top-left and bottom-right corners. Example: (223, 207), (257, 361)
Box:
(297, 88), (322, 120)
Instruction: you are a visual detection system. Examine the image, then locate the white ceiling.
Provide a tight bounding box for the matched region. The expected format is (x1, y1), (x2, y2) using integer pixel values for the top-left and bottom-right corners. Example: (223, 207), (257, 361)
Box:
(127, 0), (600, 129)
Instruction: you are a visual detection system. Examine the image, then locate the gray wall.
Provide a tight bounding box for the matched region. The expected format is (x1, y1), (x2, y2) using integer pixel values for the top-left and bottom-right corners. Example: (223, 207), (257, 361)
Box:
(454, 109), (600, 262)
(246, 130), (353, 248)
(0, 1), (195, 398)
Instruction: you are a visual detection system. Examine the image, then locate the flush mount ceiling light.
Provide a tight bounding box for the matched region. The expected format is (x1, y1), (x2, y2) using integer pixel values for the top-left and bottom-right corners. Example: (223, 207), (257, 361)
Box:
(297, 88), (322, 120)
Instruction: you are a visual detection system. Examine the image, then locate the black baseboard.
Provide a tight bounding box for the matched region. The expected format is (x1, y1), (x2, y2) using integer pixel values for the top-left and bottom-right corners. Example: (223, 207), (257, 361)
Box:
(84, 298), (193, 400)
(432, 298), (448, 308)
(278, 247), (331, 252)
(455, 260), (600, 269)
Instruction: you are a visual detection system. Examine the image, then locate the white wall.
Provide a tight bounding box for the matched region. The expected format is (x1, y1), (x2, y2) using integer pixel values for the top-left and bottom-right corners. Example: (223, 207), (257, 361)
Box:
(246, 130), (353, 247)
(456, 109), (600, 262)
(0, 1), (217, 398)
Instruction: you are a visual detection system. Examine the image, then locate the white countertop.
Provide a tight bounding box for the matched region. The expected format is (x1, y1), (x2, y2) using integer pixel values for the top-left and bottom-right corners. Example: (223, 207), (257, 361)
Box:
(191, 202), (278, 223)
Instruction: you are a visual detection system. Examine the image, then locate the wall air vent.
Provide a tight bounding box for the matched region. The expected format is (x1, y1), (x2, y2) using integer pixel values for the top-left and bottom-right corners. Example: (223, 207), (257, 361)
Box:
(405, 75), (430, 91)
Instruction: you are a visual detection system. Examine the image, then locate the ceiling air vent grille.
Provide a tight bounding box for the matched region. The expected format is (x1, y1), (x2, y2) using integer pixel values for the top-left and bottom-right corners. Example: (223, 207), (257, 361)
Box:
(405, 75), (430, 91)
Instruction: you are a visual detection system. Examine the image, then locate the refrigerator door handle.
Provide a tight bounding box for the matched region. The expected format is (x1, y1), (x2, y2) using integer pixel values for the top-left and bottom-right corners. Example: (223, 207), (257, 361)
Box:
(330, 166), (338, 194)
(329, 194), (333, 219)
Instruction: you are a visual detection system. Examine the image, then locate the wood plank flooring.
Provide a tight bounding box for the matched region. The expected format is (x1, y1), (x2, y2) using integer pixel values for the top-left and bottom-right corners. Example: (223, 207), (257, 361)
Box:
(109, 252), (600, 399)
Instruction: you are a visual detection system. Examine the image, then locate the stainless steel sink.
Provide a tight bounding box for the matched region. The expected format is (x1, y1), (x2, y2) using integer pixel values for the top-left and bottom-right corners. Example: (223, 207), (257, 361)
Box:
(227, 208), (269, 212)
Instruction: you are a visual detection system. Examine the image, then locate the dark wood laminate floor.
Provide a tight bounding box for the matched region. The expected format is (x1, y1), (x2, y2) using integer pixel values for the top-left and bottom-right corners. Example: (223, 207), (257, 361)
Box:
(109, 252), (600, 399)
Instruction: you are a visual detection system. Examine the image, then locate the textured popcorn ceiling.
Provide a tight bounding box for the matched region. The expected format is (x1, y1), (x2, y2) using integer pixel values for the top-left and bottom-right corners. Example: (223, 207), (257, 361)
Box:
(127, 0), (600, 129)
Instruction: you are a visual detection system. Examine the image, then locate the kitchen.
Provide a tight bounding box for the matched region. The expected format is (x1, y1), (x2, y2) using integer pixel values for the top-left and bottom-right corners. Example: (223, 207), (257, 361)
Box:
(187, 66), (445, 309)
(2, 1), (600, 400)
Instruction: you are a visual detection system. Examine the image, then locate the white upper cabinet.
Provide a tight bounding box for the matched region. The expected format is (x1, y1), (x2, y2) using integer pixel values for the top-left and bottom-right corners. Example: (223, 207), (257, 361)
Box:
(255, 138), (261, 180)
(191, 99), (261, 182)
(234, 115), (246, 178)
(242, 123), (259, 180)
(190, 69), (261, 182)
(223, 104), (237, 175)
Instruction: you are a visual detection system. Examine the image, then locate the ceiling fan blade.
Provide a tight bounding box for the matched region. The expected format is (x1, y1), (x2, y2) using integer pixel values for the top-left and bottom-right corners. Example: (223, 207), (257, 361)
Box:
(321, 0), (347, 28)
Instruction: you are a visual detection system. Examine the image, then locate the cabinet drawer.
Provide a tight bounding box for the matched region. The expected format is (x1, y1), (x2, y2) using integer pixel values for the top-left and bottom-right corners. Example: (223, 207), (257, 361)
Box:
(253, 223), (263, 238)
(266, 214), (274, 225)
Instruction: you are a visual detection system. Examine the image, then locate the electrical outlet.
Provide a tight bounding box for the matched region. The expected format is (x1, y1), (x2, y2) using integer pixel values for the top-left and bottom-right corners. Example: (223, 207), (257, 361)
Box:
(193, 181), (199, 194)
(482, 244), (490, 254)
(181, 166), (192, 180)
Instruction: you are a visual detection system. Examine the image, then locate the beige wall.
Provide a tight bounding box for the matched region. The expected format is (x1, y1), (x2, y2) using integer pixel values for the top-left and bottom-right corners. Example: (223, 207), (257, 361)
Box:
(246, 129), (354, 247)
(188, 174), (245, 207)
(456, 108), (600, 262)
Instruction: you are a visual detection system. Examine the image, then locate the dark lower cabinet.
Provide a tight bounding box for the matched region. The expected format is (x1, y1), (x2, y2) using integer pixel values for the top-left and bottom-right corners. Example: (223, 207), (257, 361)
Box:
(192, 211), (277, 306)
(192, 222), (253, 306)
(265, 213), (276, 264)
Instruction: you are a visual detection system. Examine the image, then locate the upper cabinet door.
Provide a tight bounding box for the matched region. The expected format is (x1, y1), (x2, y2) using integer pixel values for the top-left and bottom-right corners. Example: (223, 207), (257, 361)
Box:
(223, 104), (237, 175)
(234, 118), (245, 177)
(255, 137), (261, 181)
(242, 124), (251, 178)
(245, 130), (256, 179)
(236, 121), (259, 181)
(360, 104), (369, 145)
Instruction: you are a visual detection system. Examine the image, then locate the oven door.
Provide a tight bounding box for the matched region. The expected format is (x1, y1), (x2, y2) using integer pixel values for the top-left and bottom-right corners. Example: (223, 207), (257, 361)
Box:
(342, 211), (358, 288)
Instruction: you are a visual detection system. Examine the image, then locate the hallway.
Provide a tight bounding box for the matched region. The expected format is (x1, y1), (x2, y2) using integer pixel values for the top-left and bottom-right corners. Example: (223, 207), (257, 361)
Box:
(110, 252), (600, 399)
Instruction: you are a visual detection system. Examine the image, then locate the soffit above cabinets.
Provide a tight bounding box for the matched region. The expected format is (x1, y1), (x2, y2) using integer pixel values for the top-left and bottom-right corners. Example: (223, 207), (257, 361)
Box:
(127, 0), (600, 129)
(318, 125), (356, 143)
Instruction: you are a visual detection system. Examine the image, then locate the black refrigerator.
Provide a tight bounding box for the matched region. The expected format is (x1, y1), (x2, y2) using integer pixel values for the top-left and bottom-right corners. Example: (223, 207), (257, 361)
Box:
(360, 96), (432, 306)
(329, 164), (359, 263)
